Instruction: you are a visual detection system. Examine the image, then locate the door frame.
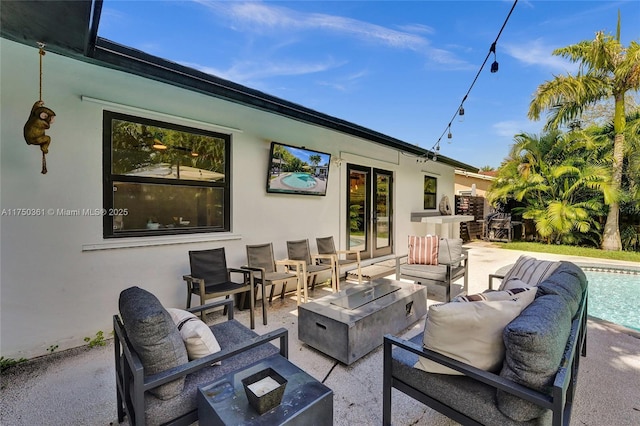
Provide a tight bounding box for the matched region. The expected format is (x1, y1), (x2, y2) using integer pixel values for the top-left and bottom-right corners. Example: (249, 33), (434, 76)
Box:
(345, 163), (394, 260)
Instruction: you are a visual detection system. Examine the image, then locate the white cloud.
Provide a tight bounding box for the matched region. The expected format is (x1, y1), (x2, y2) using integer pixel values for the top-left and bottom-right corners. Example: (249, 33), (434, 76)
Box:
(193, 0), (464, 65)
(503, 39), (579, 74)
(182, 58), (344, 85)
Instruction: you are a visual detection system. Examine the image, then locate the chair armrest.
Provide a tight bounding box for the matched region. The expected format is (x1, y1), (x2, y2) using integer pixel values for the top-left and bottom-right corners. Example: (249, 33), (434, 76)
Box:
(143, 327), (290, 391)
(242, 265), (266, 280)
(227, 267), (252, 283)
(276, 259), (305, 273)
(187, 299), (235, 320)
(183, 274), (203, 284)
(438, 250), (468, 266)
(488, 273), (505, 290)
(311, 254), (335, 264)
(383, 334), (553, 407)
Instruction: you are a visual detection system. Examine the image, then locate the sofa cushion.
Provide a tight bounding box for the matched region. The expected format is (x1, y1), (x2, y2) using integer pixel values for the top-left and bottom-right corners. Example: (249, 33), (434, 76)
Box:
(167, 308), (222, 361)
(499, 255), (560, 290)
(536, 261), (587, 318)
(143, 320), (280, 426)
(119, 287), (189, 400)
(393, 334), (551, 426)
(497, 294), (573, 421)
(438, 238), (463, 267)
(408, 235), (439, 265)
(416, 287), (536, 375)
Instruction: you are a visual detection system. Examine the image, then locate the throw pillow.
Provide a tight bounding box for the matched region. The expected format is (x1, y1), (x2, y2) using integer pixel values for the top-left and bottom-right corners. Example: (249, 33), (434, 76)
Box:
(499, 255), (560, 290)
(415, 287), (536, 375)
(118, 286), (189, 400)
(452, 285), (533, 302)
(167, 308), (222, 362)
(408, 235), (439, 265)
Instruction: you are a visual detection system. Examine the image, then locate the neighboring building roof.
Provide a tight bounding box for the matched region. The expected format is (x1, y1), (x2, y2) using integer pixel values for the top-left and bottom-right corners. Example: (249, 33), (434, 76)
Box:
(455, 169), (497, 180)
(1, 0), (477, 172)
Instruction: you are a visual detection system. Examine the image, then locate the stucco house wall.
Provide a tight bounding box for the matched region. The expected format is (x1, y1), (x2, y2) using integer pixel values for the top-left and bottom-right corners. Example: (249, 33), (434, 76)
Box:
(454, 170), (495, 197)
(0, 39), (458, 358)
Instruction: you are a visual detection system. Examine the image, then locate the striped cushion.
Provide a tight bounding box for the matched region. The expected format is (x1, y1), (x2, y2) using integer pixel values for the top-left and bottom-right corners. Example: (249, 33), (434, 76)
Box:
(408, 235), (439, 265)
(453, 286), (533, 303)
(499, 256), (559, 290)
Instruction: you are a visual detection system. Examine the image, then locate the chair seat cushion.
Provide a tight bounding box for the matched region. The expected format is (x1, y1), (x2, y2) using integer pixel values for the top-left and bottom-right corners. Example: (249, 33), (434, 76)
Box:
(143, 320), (280, 426)
(392, 334), (550, 426)
(119, 286), (189, 400)
(264, 271), (297, 282)
(400, 263), (466, 282)
(306, 264), (332, 274)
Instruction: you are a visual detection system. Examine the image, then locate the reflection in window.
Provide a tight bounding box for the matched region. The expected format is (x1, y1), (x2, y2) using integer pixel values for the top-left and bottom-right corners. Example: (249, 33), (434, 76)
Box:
(424, 176), (437, 209)
(104, 111), (230, 237)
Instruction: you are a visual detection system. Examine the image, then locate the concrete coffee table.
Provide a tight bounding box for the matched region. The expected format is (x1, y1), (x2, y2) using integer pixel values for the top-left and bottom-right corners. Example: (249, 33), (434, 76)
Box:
(298, 278), (427, 365)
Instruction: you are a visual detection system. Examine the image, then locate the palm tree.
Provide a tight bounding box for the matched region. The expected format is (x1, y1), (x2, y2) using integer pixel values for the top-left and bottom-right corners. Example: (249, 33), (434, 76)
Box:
(528, 14), (640, 250)
(489, 130), (610, 245)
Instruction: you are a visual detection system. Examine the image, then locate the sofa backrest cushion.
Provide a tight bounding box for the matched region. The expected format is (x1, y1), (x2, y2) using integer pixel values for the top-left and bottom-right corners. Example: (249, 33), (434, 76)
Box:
(119, 286), (189, 400)
(536, 261), (587, 318)
(415, 287), (536, 375)
(497, 294), (572, 421)
(499, 255), (560, 290)
(437, 238), (463, 267)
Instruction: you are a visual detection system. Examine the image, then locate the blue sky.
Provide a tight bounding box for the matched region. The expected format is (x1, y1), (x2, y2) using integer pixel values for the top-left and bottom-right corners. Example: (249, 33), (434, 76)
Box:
(99, 1), (640, 169)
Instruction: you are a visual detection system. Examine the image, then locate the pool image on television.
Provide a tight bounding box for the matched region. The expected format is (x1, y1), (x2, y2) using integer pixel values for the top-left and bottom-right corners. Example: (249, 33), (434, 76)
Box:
(266, 141), (331, 196)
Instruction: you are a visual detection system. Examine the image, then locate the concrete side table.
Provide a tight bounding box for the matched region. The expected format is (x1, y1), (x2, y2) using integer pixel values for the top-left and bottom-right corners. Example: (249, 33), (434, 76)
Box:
(198, 355), (333, 426)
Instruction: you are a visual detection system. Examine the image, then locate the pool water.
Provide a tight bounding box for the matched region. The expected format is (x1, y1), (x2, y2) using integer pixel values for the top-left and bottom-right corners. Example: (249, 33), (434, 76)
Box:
(586, 270), (640, 332)
(281, 172), (317, 189)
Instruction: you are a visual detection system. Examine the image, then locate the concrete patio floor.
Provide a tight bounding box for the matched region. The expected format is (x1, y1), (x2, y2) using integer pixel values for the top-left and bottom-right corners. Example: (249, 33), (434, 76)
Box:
(1, 242), (639, 425)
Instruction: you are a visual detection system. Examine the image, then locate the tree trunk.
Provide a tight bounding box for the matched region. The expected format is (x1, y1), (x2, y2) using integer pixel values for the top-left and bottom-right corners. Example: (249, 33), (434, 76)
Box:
(601, 96), (625, 251)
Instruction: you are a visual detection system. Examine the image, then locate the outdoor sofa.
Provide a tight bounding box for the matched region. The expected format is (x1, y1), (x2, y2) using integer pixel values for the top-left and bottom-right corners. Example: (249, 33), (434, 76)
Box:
(383, 259), (588, 425)
(114, 286), (288, 426)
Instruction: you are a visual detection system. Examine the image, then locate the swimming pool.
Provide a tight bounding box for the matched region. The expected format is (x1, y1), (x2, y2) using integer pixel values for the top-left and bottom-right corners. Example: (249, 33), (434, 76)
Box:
(281, 172), (317, 189)
(585, 268), (640, 332)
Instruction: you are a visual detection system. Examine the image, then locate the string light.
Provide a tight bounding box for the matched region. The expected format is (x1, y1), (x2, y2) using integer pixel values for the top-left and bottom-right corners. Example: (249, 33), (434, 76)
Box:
(419, 0), (518, 163)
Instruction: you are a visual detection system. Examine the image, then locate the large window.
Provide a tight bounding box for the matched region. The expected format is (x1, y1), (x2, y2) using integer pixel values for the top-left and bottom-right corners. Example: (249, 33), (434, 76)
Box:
(423, 176), (437, 209)
(103, 111), (230, 237)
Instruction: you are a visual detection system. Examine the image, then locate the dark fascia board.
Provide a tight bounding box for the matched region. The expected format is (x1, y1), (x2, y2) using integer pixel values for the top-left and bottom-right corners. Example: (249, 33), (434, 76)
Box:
(0, 0), (93, 57)
(91, 38), (477, 172)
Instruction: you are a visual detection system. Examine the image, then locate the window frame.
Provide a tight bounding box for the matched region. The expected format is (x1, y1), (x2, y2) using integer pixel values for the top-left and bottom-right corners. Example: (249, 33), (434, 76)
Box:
(423, 175), (438, 210)
(102, 111), (231, 238)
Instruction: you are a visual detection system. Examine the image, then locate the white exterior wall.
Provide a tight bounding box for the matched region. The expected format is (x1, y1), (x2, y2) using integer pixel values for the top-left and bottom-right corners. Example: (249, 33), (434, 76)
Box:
(0, 39), (455, 358)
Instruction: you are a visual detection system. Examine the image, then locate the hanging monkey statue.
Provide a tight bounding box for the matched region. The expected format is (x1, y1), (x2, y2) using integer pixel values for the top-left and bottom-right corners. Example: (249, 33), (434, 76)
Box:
(24, 100), (56, 174)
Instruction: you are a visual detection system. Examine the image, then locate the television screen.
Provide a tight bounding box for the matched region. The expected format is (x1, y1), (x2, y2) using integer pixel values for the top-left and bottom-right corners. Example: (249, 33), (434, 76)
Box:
(266, 141), (331, 196)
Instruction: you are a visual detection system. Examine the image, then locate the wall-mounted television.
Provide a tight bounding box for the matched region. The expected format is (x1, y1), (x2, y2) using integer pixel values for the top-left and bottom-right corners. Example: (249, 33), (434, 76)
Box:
(266, 141), (331, 196)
